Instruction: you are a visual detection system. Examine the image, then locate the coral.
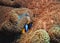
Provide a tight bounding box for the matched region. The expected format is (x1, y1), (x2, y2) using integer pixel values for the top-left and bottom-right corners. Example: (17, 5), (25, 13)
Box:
(0, 6), (33, 43)
(29, 29), (50, 43)
(0, 0), (21, 8)
(0, 6), (13, 29)
(0, 6), (33, 32)
(0, 0), (60, 43)
(0, 0), (51, 7)
(30, 2), (60, 32)
(1, 0), (60, 31)
(48, 25), (60, 43)
(16, 29), (50, 43)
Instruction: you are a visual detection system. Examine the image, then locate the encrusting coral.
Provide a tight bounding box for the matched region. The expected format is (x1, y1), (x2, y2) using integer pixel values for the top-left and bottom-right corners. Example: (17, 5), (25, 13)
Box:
(0, 6), (33, 43)
(0, 6), (33, 32)
(28, 29), (50, 43)
(48, 25), (60, 43)
(17, 29), (50, 43)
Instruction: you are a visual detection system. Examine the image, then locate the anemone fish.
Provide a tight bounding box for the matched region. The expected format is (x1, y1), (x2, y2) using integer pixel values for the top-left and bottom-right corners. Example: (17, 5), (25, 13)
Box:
(24, 22), (33, 32)
(22, 22), (33, 33)
(22, 24), (29, 33)
(18, 13), (32, 32)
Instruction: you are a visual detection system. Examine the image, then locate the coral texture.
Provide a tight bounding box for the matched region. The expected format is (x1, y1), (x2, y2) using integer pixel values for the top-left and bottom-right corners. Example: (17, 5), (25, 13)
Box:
(29, 29), (50, 43)
(0, 6), (33, 32)
(48, 25), (60, 43)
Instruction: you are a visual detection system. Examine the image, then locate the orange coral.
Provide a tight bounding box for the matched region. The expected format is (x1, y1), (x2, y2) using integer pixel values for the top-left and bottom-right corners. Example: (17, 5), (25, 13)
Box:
(16, 0), (60, 31)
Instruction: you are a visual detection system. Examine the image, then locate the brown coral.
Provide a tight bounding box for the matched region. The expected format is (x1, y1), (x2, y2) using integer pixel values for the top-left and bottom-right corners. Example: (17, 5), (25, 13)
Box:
(0, 6), (33, 32)
(0, 6), (13, 29)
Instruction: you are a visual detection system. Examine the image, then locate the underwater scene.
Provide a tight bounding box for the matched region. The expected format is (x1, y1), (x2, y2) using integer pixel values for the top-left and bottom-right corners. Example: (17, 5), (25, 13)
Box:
(0, 0), (60, 43)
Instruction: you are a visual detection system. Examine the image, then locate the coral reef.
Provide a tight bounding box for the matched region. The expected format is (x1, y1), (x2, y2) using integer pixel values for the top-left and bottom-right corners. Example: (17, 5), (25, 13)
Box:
(0, 0), (60, 43)
(0, 0), (60, 31)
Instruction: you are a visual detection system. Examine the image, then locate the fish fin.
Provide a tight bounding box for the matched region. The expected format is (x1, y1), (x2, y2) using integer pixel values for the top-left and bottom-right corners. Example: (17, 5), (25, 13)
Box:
(22, 29), (25, 33)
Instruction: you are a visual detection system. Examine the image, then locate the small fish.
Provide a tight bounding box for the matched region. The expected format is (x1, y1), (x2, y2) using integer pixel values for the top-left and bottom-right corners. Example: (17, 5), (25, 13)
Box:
(24, 22), (33, 32)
